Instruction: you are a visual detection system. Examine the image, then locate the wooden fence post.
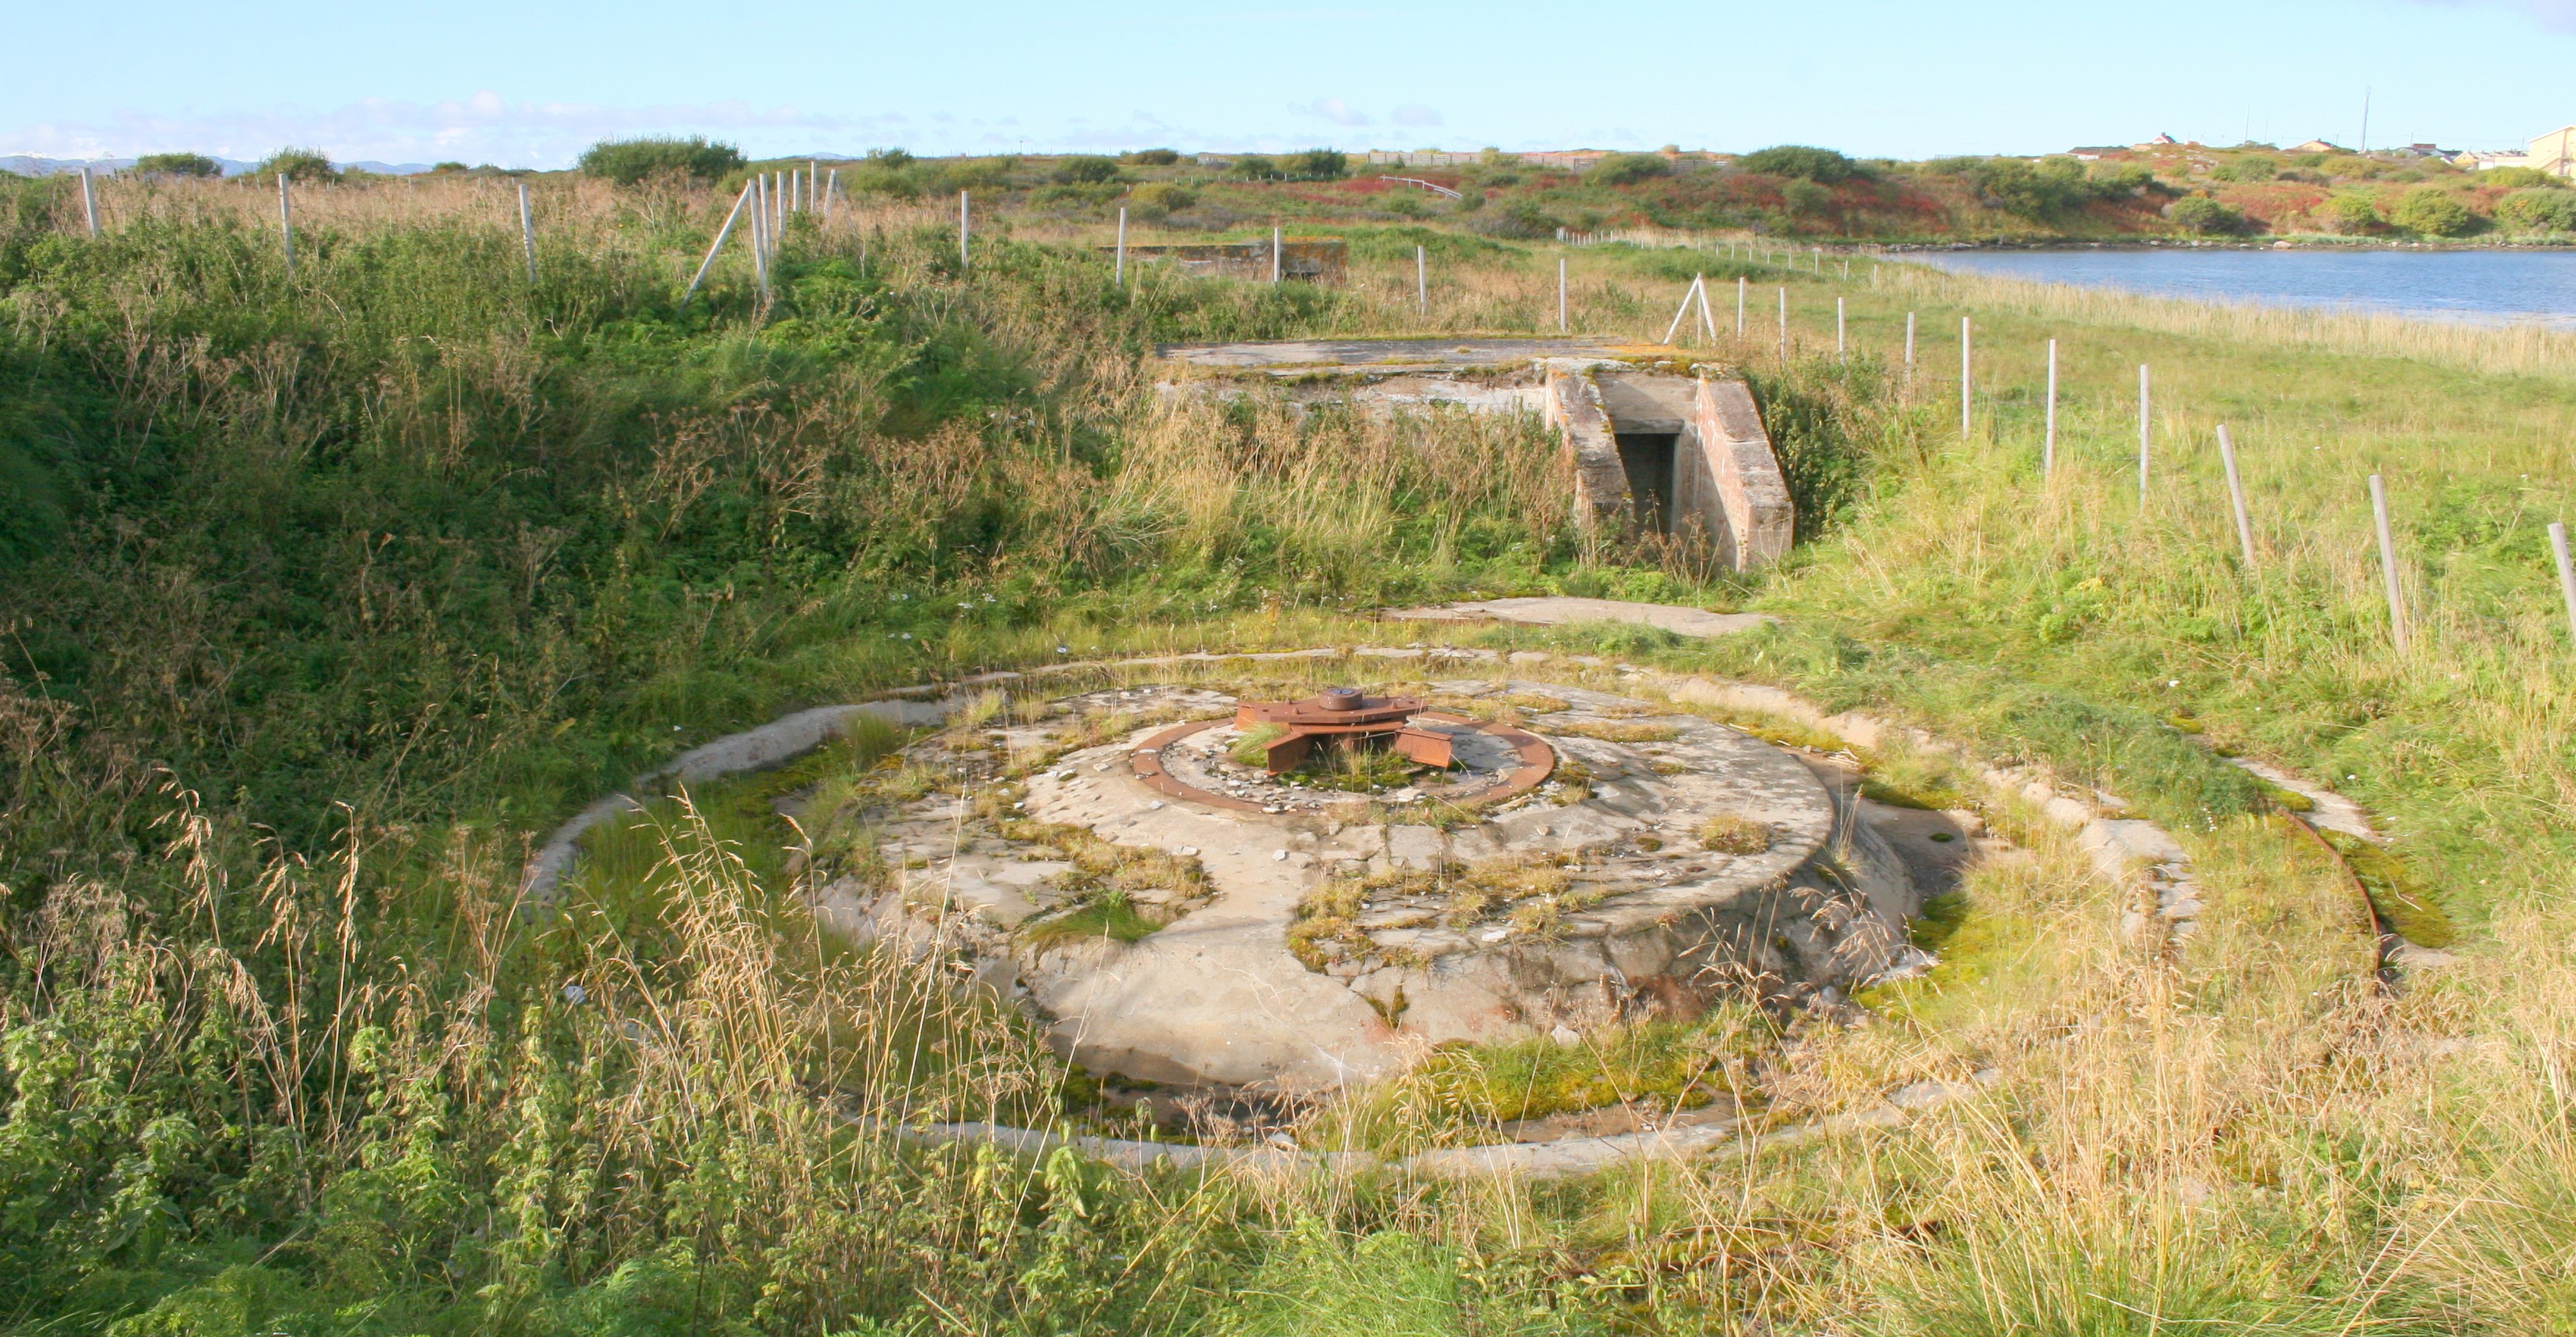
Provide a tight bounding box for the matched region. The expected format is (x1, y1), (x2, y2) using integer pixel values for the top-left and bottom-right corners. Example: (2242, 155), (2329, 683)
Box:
(1905, 311), (1915, 367)
(2217, 424), (2255, 566)
(1417, 245), (1427, 315)
(79, 167), (98, 238)
(1736, 275), (1745, 335)
(1116, 207), (1128, 287)
(2370, 474), (2409, 651)
(1272, 227), (1282, 284)
(959, 190), (970, 270)
(1663, 276), (1705, 345)
(1836, 296), (1845, 361)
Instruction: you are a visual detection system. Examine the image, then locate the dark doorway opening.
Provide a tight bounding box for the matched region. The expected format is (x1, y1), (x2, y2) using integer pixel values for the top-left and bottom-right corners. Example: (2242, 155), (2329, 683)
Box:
(1616, 432), (1676, 534)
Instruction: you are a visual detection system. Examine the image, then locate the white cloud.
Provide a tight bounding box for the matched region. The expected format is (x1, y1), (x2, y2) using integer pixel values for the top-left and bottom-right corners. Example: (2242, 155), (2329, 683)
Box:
(1289, 98), (1374, 127)
(1391, 104), (1443, 128)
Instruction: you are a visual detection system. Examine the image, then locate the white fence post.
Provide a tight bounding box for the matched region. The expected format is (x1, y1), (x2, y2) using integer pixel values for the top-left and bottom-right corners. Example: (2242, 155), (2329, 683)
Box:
(2370, 474), (2408, 652)
(2044, 338), (2058, 479)
(1960, 316), (1972, 438)
(2551, 522), (2576, 646)
(1905, 311), (1915, 367)
(679, 182), (752, 309)
(1736, 275), (1746, 335)
(2217, 424), (2256, 566)
(1836, 296), (1845, 360)
(517, 182), (537, 284)
(79, 166), (99, 238)
(959, 190), (970, 270)
(277, 173), (295, 278)
(1116, 207), (1128, 287)
(1417, 244), (1427, 315)
(2138, 364), (2153, 500)
(1272, 226), (1282, 284)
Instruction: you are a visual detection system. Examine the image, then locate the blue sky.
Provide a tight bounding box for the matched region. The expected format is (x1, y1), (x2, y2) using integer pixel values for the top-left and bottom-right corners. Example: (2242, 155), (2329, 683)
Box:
(10, 0), (2576, 166)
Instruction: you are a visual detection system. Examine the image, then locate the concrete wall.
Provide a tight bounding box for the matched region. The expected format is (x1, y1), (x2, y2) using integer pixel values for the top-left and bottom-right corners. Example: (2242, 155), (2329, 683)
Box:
(1543, 368), (1631, 532)
(1692, 376), (1794, 569)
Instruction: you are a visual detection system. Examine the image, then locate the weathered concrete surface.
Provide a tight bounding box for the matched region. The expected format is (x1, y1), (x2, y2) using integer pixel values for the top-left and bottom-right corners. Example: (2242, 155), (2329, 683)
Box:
(871, 680), (1921, 1090)
(1384, 596), (1773, 638)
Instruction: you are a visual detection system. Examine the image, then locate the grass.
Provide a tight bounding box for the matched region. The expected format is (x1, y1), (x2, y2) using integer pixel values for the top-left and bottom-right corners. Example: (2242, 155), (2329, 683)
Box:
(1696, 813), (1774, 855)
(7, 166), (2576, 1336)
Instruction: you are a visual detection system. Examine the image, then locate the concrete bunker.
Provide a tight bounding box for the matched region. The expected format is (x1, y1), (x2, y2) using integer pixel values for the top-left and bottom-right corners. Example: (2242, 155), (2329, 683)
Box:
(1153, 338), (1794, 569)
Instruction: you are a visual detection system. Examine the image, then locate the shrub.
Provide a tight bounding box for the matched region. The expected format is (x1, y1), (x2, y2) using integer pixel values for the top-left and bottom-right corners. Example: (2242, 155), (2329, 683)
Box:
(1121, 148), (1181, 165)
(1738, 145), (1861, 183)
(1231, 154), (1278, 179)
(1589, 151), (1672, 186)
(1467, 200), (1559, 239)
(2319, 192), (2383, 233)
(254, 147), (339, 183)
(2497, 188), (2576, 232)
(1285, 149), (1348, 180)
(1934, 156), (2144, 221)
(430, 160), (469, 174)
(2389, 187), (2475, 237)
(1781, 179), (1833, 216)
(1052, 155), (1120, 185)
(869, 147), (916, 169)
(2480, 165), (2564, 190)
(2211, 154), (2277, 182)
(132, 151), (221, 178)
(2167, 196), (2251, 235)
(1124, 182), (1196, 219)
(577, 135), (745, 184)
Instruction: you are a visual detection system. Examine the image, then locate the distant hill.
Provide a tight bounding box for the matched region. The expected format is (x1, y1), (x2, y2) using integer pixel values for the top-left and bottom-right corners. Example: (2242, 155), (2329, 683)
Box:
(0, 155), (433, 177)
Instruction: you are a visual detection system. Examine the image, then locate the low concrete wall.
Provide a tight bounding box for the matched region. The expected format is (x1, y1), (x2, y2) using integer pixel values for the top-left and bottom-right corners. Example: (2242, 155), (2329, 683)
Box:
(1543, 368), (1629, 532)
(1693, 377), (1795, 569)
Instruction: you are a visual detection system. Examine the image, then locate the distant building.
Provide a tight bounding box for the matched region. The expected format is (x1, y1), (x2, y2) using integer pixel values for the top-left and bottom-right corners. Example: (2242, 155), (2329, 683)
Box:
(2289, 140), (2346, 154)
(2460, 150), (2532, 171)
(2530, 126), (2576, 178)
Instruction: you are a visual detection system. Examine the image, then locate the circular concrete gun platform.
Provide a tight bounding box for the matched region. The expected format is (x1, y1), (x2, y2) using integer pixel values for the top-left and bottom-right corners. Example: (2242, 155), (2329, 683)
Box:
(817, 679), (1919, 1091)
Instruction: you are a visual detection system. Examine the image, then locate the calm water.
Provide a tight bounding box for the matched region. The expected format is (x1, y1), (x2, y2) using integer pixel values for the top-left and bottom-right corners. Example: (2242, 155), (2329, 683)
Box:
(1914, 248), (2576, 329)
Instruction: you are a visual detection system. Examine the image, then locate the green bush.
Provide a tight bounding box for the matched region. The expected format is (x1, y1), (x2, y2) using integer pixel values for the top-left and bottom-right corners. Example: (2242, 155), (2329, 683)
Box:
(1121, 148), (1180, 165)
(1945, 156), (2146, 221)
(1739, 145), (1861, 183)
(576, 135), (745, 184)
(2211, 154), (2277, 182)
(1781, 179), (1833, 216)
(1231, 154), (1277, 179)
(2167, 196), (2252, 235)
(1285, 149), (1348, 180)
(2497, 188), (2576, 232)
(1052, 155), (1121, 185)
(1589, 152), (1672, 186)
(2389, 186), (2475, 237)
(253, 147), (338, 183)
(1125, 182), (1197, 219)
(130, 152), (220, 178)
(2319, 192), (2383, 233)
(2479, 166), (2564, 189)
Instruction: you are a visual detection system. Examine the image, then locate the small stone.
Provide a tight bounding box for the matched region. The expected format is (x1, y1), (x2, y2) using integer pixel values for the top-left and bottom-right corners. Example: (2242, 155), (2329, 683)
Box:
(1176, 846), (1199, 857)
(1148, 800), (1164, 810)
(1480, 927), (1509, 942)
(1273, 849), (1289, 861)
(1056, 769), (1078, 781)
(1549, 1024), (1581, 1047)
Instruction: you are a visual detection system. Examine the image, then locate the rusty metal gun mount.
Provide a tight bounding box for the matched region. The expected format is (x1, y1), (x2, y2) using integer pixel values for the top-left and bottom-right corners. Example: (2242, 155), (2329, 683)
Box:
(1128, 688), (1555, 814)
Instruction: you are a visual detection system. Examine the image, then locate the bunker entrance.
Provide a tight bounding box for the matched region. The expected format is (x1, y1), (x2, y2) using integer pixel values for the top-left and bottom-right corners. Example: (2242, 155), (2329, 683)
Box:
(1616, 432), (1678, 534)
